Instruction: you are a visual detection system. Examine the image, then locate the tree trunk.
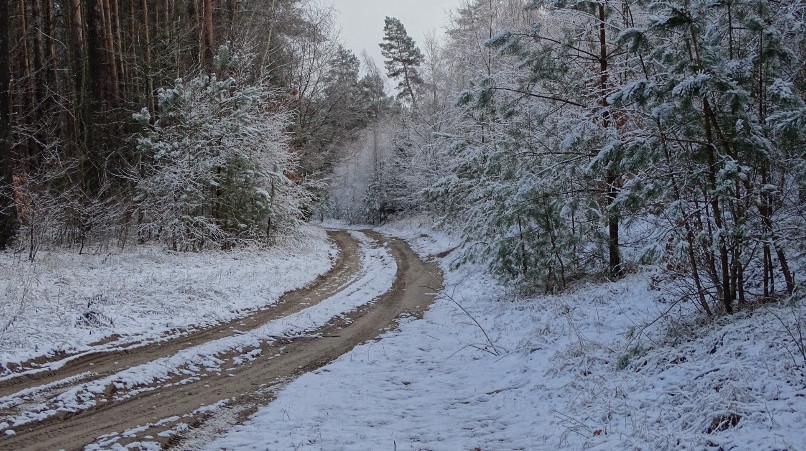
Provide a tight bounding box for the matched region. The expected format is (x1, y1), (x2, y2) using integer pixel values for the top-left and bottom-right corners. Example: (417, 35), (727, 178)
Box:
(102, 0), (119, 99)
(128, 0), (137, 94)
(140, 0), (154, 112)
(187, 0), (201, 67)
(259, 0), (277, 78)
(598, 3), (621, 278)
(29, 0), (47, 168)
(16, 0), (31, 157)
(161, 0), (171, 50)
(702, 98), (733, 313)
(226, 0), (237, 42)
(86, 0), (107, 97)
(17, 0), (31, 96)
(0, 0), (18, 248)
(68, 0), (87, 152)
(402, 63), (417, 107)
(44, 0), (56, 81)
(109, 0), (125, 97)
(68, 0), (86, 88)
(31, 0), (45, 108)
(202, 0), (214, 72)
(44, 0), (61, 146)
(606, 170), (621, 277)
(87, 0), (118, 102)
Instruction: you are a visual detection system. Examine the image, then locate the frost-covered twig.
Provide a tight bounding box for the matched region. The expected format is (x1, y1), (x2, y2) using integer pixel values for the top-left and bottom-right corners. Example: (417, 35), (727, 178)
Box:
(436, 285), (501, 357)
(625, 292), (690, 349)
(0, 263), (33, 343)
(765, 300), (806, 369)
(553, 408), (596, 444)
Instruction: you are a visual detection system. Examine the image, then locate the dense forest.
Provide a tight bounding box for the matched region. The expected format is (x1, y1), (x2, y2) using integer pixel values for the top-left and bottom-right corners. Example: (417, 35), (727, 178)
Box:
(2, 0), (805, 316)
(0, 0), (384, 253)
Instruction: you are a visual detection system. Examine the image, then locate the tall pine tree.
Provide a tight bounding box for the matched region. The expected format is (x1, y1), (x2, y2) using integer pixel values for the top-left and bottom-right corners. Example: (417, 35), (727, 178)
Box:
(380, 17), (424, 105)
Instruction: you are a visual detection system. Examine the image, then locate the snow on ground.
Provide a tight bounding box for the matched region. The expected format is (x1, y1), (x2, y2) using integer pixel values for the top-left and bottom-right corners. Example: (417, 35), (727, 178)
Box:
(1, 231), (398, 428)
(209, 217), (806, 450)
(0, 225), (334, 370)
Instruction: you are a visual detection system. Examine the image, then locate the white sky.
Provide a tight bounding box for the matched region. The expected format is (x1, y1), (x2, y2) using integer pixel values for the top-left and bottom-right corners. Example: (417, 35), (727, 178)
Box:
(325, 0), (464, 73)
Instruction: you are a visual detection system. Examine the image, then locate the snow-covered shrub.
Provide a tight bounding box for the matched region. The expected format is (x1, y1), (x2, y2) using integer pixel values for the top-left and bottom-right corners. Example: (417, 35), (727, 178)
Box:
(134, 52), (308, 250)
(9, 142), (132, 258)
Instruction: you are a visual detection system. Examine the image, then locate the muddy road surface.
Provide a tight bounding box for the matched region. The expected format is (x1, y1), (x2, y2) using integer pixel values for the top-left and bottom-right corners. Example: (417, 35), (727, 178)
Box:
(0, 230), (442, 450)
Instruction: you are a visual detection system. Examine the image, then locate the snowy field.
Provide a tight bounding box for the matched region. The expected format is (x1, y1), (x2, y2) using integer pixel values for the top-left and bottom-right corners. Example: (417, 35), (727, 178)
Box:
(209, 218), (806, 450)
(0, 225), (335, 370)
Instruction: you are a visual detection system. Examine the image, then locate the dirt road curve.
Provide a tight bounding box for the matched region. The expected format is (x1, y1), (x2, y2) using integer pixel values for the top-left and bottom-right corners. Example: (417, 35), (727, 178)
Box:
(0, 230), (442, 450)
(0, 231), (361, 400)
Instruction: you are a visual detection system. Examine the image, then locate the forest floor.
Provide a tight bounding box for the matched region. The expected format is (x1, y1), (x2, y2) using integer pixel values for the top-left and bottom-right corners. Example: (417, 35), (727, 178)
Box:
(1, 220), (805, 450)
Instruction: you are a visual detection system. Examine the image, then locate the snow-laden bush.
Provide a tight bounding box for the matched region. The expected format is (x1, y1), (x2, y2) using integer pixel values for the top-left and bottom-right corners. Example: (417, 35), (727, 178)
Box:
(134, 57), (309, 250)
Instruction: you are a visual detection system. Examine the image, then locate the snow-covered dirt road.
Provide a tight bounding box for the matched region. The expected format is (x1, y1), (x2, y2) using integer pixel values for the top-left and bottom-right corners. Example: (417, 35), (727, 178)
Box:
(0, 230), (442, 450)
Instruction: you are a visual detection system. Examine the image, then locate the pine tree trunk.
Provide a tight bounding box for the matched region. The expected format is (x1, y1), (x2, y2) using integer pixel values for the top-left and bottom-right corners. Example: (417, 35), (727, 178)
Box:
(17, 0), (31, 97)
(598, 3), (621, 278)
(44, 0), (56, 81)
(68, 0), (86, 89)
(402, 65), (417, 107)
(140, 0), (154, 112)
(187, 0), (201, 67)
(88, 0), (107, 99)
(31, 0), (45, 108)
(109, 0), (125, 97)
(44, 0), (62, 146)
(128, 0), (137, 93)
(0, 0), (18, 248)
(259, 0), (277, 78)
(226, 0), (237, 42)
(606, 170), (621, 277)
(30, 0), (46, 168)
(702, 99), (733, 313)
(68, 0), (87, 152)
(202, 0), (214, 72)
(102, 0), (119, 99)
(87, 0), (118, 102)
(16, 0), (34, 166)
(164, 0), (170, 38)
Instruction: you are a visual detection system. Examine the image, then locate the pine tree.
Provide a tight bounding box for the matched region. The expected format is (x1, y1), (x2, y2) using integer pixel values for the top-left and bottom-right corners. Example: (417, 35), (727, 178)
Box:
(134, 49), (308, 250)
(380, 16), (424, 105)
(322, 47), (373, 137)
(432, 0), (639, 284)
